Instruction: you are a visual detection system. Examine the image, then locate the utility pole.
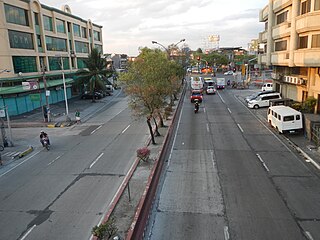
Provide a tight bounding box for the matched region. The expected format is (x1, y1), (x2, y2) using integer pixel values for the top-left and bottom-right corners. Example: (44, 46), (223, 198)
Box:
(41, 65), (50, 122)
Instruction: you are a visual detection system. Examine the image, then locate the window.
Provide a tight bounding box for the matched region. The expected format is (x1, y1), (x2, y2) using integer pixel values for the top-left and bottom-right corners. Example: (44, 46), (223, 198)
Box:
(4, 4), (29, 26)
(73, 24), (81, 37)
(276, 11), (288, 25)
(265, 22), (268, 31)
(77, 58), (88, 68)
(315, 0), (320, 10)
(81, 27), (87, 38)
(75, 41), (89, 53)
(56, 19), (66, 33)
(12, 56), (37, 73)
(311, 34), (320, 48)
(298, 36), (308, 49)
(94, 44), (103, 53)
(8, 30), (34, 49)
(93, 30), (101, 41)
(296, 115), (301, 120)
(278, 115), (281, 120)
(34, 12), (39, 26)
(275, 40), (287, 51)
(48, 57), (70, 71)
(301, 0), (311, 15)
(43, 15), (53, 31)
(45, 36), (67, 51)
(284, 115), (294, 121)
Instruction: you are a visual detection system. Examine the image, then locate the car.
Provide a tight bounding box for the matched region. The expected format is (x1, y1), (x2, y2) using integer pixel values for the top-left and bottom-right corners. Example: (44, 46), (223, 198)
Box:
(262, 83), (273, 91)
(190, 90), (203, 103)
(247, 92), (281, 109)
(245, 90), (276, 102)
(206, 86), (216, 94)
(224, 71), (234, 75)
(81, 91), (103, 100)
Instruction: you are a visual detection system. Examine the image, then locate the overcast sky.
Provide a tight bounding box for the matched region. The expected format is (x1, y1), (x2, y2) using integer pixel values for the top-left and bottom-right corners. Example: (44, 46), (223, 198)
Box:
(40, 0), (267, 56)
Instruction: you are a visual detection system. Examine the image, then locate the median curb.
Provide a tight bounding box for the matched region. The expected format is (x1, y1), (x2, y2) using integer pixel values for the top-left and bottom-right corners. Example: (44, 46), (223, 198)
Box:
(17, 146), (34, 159)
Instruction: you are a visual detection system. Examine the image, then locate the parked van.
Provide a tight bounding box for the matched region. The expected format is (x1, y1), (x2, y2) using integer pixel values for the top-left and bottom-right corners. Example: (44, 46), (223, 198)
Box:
(247, 92), (281, 109)
(267, 106), (303, 133)
(245, 90), (276, 102)
(262, 83), (273, 91)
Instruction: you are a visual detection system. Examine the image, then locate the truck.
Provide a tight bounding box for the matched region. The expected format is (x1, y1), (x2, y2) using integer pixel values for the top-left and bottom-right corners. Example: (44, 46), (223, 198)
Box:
(216, 78), (225, 89)
(190, 76), (204, 92)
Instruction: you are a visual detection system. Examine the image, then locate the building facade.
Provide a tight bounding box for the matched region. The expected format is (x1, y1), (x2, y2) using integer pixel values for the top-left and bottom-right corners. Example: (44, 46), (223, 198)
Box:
(0, 0), (103, 116)
(258, 0), (320, 112)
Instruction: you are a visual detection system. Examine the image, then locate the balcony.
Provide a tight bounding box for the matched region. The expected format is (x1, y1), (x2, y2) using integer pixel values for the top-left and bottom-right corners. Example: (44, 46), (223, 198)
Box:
(294, 49), (320, 66)
(258, 54), (267, 65)
(259, 31), (268, 43)
(296, 11), (320, 33)
(259, 5), (268, 22)
(273, 0), (291, 12)
(272, 22), (291, 39)
(271, 51), (290, 65)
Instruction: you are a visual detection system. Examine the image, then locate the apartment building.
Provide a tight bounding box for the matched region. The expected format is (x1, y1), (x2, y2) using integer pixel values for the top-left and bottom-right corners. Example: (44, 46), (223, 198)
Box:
(258, 0), (320, 112)
(0, 0), (103, 116)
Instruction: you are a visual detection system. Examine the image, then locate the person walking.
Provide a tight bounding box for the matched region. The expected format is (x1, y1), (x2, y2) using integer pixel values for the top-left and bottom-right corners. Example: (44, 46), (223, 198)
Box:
(75, 109), (81, 124)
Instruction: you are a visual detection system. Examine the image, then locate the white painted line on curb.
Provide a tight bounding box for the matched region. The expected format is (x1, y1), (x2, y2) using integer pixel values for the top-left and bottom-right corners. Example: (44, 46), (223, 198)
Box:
(295, 146), (320, 170)
(121, 124), (131, 134)
(20, 224), (36, 240)
(237, 123), (244, 133)
(305, 231), (314, 240)
(89, 152), (104, 169)
(217, 91), (225, 103)
(90, 125), (102, 135)
(224, 226), (230, 240)
(227, 108), (232, 114)
(0, 151), (41, 178)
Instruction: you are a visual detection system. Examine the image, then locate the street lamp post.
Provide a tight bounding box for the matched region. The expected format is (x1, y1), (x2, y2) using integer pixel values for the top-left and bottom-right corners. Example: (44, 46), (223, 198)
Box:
(151, 39), (185, 59)
(56, 56), (69, 120)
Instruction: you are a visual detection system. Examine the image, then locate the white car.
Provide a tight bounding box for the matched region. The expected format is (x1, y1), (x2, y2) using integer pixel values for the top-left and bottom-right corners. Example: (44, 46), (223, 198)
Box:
(224, 71), (234, 75)
(206, 86), (216, 94)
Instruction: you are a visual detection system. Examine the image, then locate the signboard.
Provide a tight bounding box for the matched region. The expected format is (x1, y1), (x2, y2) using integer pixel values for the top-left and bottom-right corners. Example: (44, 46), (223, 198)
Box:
(0, 109), (5, 118)
(30, 94), (40, 102)
(46, 90), (50, 96)
(22, 81), (38, 90)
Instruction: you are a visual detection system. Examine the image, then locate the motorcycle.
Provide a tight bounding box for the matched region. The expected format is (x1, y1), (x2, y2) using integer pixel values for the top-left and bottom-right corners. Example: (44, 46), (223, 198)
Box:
(194, 102), (200, 113)
(42, 137), (50, 151)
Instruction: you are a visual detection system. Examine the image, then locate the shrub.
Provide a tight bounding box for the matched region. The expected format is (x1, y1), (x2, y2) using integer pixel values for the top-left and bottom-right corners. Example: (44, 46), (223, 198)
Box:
(92, 217), (118, 240)
(136, 147), (150, 161)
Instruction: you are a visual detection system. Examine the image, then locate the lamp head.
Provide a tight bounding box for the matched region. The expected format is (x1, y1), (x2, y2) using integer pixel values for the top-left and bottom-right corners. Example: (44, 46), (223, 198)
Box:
(152, 41), (157, 44)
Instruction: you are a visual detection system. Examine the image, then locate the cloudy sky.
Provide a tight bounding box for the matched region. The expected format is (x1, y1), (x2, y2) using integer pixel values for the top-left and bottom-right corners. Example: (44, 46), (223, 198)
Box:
(40, 0), (267, 56)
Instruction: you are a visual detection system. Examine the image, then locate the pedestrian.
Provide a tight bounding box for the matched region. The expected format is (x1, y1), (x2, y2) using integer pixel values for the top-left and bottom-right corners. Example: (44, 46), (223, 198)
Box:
(75, 109), (81, 124)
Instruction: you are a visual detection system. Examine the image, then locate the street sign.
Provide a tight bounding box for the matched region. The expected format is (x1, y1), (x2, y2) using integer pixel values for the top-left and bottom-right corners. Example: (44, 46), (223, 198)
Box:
(22, 81), (38, 90)
(0, 109), (5, 117)
(30, 94), (40, 101)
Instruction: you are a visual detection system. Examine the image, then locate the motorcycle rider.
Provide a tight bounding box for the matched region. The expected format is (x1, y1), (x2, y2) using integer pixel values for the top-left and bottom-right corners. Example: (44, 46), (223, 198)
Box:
(194, 99), (200, 112)
(40, 130), (50, 147)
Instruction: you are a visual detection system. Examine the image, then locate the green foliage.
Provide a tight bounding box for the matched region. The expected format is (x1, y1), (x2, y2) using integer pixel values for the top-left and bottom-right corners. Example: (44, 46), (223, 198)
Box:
(303, 97), (317, 113)
(92, 217), (118, 240)
(291, 102), (302, 111)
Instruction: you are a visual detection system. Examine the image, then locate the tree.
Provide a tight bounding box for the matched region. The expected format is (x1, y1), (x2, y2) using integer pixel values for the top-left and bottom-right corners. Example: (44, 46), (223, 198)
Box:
(119, 47), (182, 144)
(76, 48), (112, 102)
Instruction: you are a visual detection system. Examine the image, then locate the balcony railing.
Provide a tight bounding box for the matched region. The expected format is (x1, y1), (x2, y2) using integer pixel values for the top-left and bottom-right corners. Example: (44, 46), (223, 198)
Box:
(294, 49), (320, 66)
(272, 22), (291, 39)
(296, 11), (320, 33)
(271, 51), (290, 65)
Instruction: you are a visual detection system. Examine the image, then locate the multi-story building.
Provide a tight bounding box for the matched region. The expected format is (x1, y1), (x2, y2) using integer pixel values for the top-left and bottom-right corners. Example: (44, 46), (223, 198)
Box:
(0, 0), (103, 116)
(258, 0), (320, 112)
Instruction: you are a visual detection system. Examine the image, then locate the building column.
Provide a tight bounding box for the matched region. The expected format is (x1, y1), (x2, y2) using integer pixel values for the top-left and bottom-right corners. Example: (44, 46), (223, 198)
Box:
(289, 0), (299, 67)
(266, 0), (274, 67)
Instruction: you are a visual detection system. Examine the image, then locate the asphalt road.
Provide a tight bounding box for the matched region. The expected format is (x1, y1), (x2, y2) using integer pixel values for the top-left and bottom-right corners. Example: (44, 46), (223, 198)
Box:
(146, 74), (319, 240)
(0, 95), (150, 239)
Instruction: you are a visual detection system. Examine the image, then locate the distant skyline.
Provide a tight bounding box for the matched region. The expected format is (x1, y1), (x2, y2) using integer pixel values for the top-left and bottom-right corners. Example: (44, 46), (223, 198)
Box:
(40, 0), (267, 56)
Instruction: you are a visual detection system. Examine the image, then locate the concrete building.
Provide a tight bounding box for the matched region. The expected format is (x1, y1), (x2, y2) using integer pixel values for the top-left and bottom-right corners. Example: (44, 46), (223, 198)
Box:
(258, 0), (320, 112)
(0, 0), (103, 116)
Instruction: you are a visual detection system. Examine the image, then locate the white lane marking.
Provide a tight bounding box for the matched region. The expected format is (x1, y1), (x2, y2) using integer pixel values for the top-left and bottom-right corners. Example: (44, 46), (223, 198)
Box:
(206, 123), (210, 133)
(48, 155), (61, 166)
(203, 107), (206, 113)
(237, 123), (244, 133)
(89, 153), (104, 169)
(227, 108), (232, 114)
(224, 226), (230, 240)
(305, 231), (314, 240)
(217, 91), (225, 103)
(90, 125), (102, 135)
(168, 101), (184, 167)
(210, 150), (215, 168)
(0, 151), (41, 178)
(20, 224), (36, 240)
(256, 153), (270, 172)
(121, 124), (131, 134)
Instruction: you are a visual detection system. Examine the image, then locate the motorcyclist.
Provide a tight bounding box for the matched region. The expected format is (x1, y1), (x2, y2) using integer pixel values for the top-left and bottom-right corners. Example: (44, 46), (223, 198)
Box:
(40, 130), (50, 147)
(194, 99), (200, 112)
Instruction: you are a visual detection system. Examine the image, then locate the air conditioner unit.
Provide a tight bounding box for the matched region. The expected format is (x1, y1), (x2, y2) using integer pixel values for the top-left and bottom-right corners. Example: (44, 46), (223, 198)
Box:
(291, 77), (298, 84)
(284, 76), (290, 82)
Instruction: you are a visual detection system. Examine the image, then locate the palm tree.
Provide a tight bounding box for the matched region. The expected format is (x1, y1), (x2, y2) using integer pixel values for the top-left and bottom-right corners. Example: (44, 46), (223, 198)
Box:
(76, 48), (112, 102)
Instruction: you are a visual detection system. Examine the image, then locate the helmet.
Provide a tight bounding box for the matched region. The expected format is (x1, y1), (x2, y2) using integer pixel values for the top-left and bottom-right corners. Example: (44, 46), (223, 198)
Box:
(40, 130), (44, 133)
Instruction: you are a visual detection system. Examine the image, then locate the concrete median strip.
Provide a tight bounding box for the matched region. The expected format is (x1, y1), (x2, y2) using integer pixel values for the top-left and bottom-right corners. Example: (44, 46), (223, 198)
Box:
(18, 146), (34, 159)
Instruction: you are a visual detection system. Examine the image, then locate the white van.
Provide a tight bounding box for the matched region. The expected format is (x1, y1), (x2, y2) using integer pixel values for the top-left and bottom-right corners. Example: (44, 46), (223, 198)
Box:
(267, 106), (303, 133)
(248, 92), (281, 109)
(262, 83), (273, 91)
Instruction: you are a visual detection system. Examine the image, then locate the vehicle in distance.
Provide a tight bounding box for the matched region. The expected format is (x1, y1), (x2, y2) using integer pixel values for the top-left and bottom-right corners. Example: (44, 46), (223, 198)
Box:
(245, 90), (276, 102)
(190, 90), (203, 103)
(224, 71), (234, 75)
(81, 91), (103, 100)
(262, 83), (273, 91)
(216, 78), (226, 89)
(206, 86), (216, 94)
